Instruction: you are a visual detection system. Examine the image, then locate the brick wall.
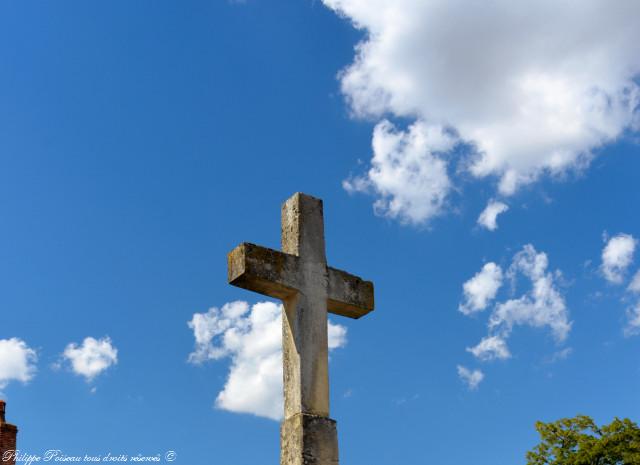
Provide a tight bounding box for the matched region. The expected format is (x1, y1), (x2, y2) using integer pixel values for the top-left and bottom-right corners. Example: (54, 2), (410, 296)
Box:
(0, 401), (18, 465)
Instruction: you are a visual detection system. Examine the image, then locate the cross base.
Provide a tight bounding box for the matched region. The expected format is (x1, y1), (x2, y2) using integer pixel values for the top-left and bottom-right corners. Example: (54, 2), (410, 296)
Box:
(280, 414), (339, 465)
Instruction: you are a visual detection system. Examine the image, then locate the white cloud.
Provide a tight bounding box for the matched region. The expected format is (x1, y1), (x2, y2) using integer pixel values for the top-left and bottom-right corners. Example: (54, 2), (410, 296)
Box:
(547, 347), (573, 363)
(456, 365), (484, 390)
(601, 233), (637, 284)
(459, 262), (503, 315)
(324, 0), (640, 221)
(489, 245), (571, 342)
(477, 201), (509, 231)
(344, 120), (454, 224)
(627, 271), (640, 335)
(187, 301), (251, 363)
(328, 322), (348, 349)
(62, 337), (118, 382)
(0, 338), (37, 390)
(466, 336), (511, 361)
(624, 303), (640, 337)
(188, 301), (347, 421)
(463, 245), (571, 362)
(628, 270), (640, 293)
(597, 235), (640, 335)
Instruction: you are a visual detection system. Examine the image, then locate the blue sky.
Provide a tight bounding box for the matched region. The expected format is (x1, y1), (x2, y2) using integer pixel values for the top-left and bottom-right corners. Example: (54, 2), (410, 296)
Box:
(1, 1), (639, 464)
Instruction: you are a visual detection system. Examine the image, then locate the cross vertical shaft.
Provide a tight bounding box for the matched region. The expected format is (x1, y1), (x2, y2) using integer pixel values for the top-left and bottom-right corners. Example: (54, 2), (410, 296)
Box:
(281, 194), (330, 419)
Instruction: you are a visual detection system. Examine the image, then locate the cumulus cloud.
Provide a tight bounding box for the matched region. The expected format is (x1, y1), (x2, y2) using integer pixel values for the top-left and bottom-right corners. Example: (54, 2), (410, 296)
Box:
(62, 337), (118, 382)
(601, 233), (637, 283)
(459, 262), (503, 315)
(466, 336), (511, 361)
(477, 201), (509, 231)
(188, 301), (347, 421)
(0, 338), (37, 390)
(462, 245), (571, 362)
(324, 0), (640, 223)
(456, 365), (484, 390)
(343, 120), (455, 224)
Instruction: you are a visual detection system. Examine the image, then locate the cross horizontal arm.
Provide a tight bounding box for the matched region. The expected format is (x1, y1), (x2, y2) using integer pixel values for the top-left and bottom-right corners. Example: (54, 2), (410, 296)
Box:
(228, 242), (374, 319)
(327, 267), (374, 319)
(228, 242), (300, 300)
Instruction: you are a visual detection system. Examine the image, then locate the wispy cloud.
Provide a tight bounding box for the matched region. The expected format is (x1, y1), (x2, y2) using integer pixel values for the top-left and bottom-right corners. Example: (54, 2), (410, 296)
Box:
(467, 336), (511, 361)
(457, 365), (484, 390)
(461, 245), (571, 362)
(624, 303), (640, 337)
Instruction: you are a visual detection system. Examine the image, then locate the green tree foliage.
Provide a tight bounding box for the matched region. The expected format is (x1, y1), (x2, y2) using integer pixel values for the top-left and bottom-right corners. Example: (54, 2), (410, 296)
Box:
(526, 415), (640, 465)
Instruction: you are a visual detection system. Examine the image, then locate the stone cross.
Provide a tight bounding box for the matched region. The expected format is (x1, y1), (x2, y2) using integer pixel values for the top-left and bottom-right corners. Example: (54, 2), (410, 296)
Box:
(227, 192), (374, 465)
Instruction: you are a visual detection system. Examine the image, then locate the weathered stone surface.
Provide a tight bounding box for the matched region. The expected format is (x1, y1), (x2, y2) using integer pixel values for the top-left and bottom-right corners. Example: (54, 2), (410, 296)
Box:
(280, 194), (331, 419)
(281, 193), (326, 264)
(281, 414), (339, 465)
(327, 267), (374, 319)
(227, 192), (375, 465)
(228, 243), (300, 300)
(227, 246), (374, 319)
